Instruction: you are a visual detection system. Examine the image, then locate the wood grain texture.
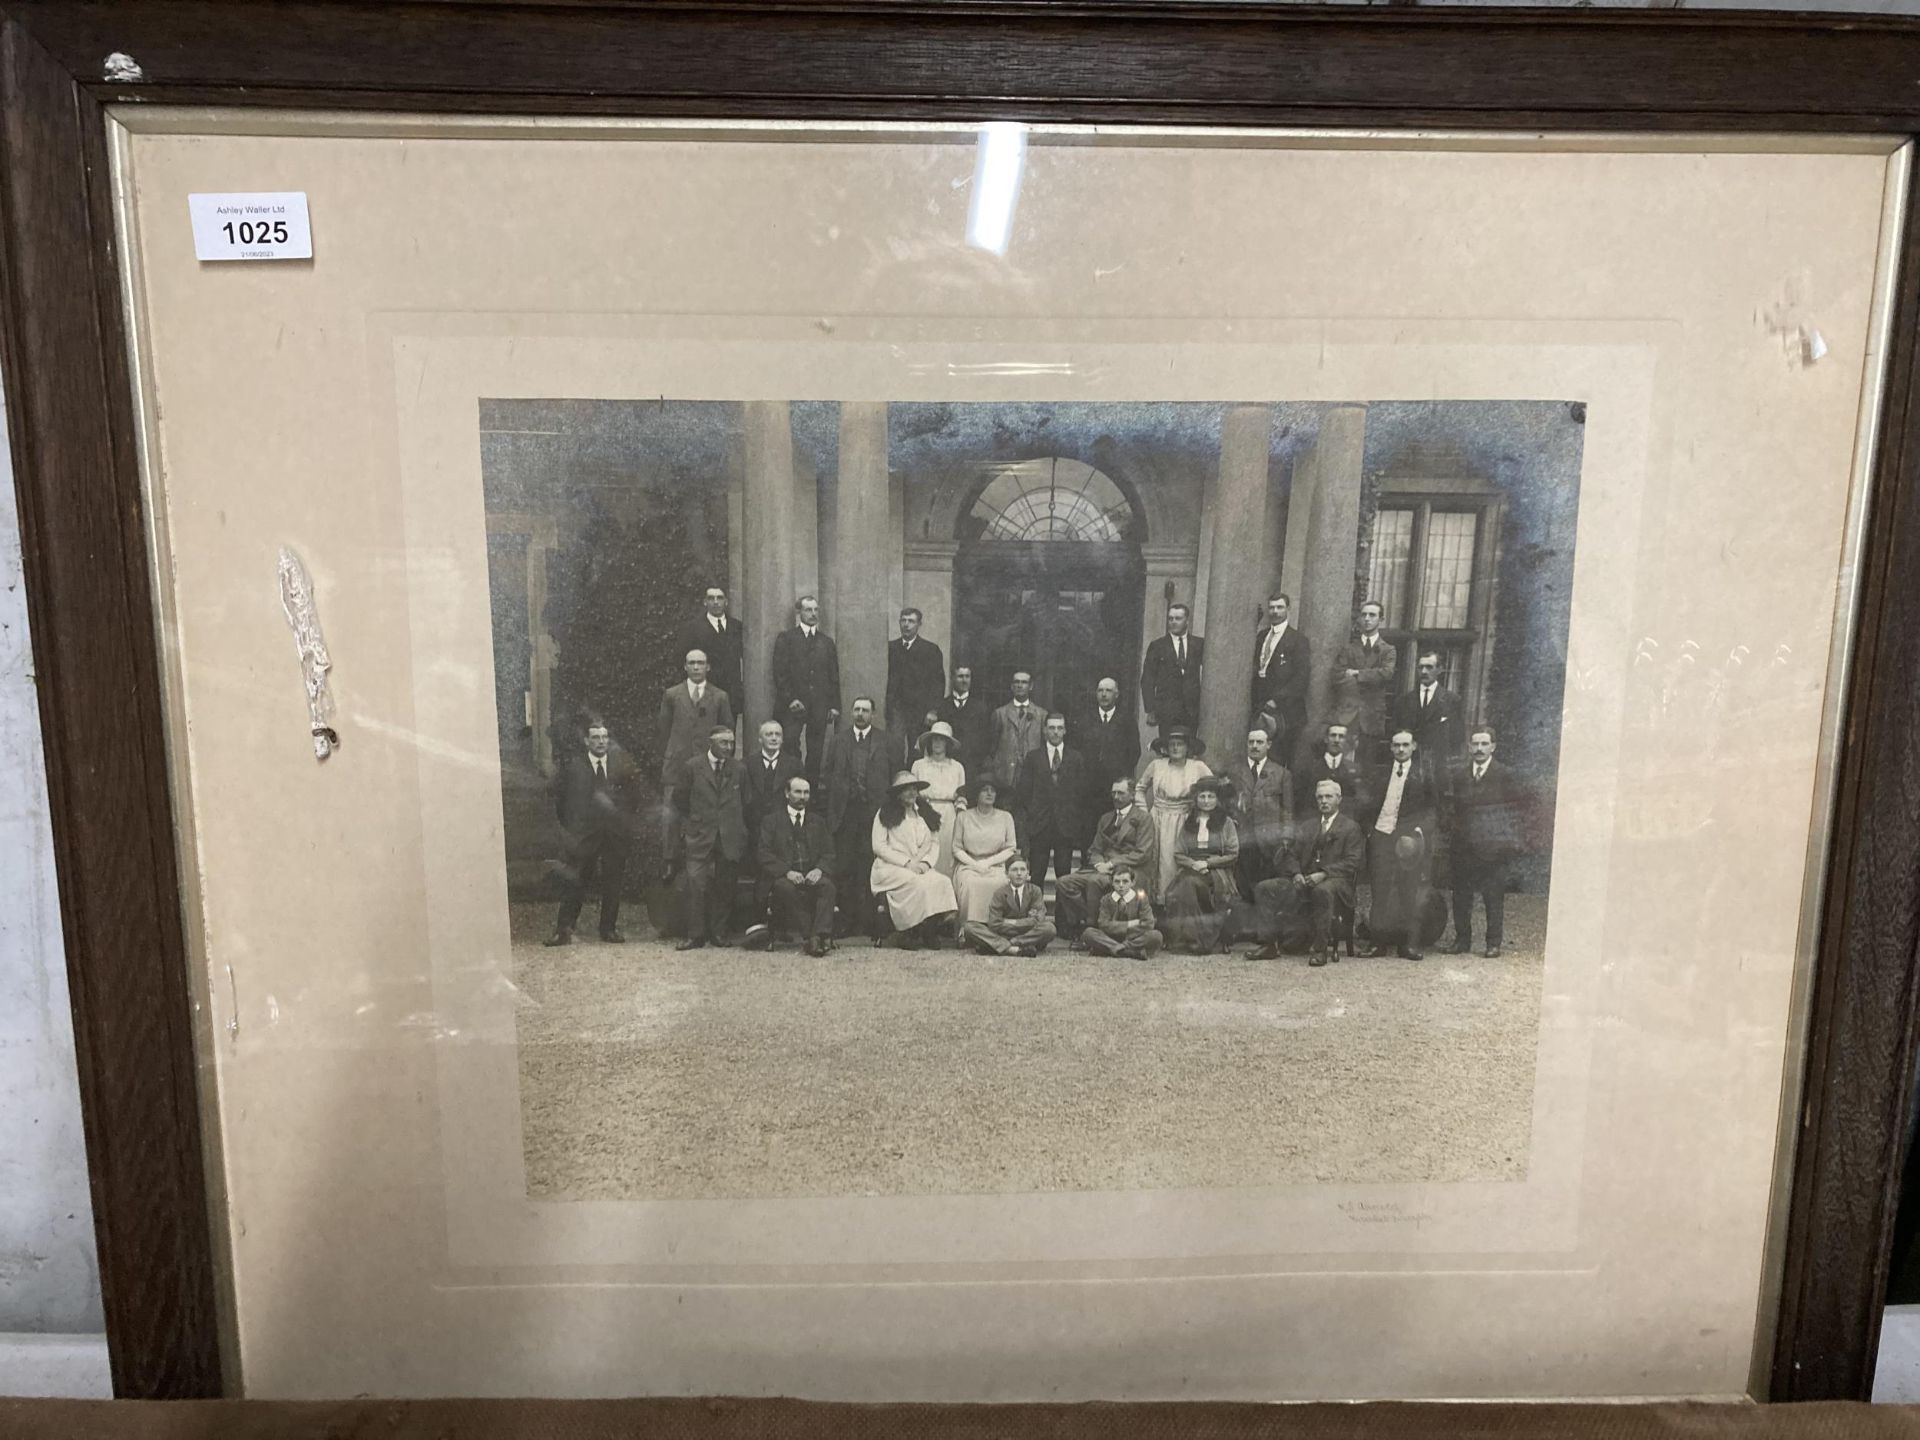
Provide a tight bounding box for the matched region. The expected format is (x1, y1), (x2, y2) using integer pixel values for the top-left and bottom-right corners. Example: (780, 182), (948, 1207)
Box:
(0, 0), (1916, 1405)
(0, 12), (222, 1400)
(7, 2), (1920, 128)
(1769, 153), (1920, 1403)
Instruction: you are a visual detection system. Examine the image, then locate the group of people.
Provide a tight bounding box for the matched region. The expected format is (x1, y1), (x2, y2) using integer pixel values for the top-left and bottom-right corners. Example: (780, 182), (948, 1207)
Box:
(543, 585), (1529, 967)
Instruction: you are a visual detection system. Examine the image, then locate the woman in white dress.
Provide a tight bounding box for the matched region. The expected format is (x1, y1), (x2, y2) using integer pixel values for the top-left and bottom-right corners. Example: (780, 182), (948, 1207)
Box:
(870, 772), (960, 948)
(950, 776), (1019, 929)
(911, 721), (967, 876)
(1135, 726), (1213, 903)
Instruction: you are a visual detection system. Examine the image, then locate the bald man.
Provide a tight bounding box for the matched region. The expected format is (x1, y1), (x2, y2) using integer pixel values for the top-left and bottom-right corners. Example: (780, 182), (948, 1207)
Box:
(672, 725), (747, 949)
(1073, 676), (1141, 847)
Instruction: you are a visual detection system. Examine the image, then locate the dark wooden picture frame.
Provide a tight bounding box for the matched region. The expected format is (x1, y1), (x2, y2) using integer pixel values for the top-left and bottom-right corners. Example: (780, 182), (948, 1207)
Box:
(2, 0), (1919, 1405)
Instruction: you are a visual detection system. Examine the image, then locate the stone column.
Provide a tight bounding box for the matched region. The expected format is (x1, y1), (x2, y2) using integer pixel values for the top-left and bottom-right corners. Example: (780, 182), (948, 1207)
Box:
(1197, 404), (1275, 757)
(1282, 404), (1367, 765)
(837, 401), (893, 714)
(742, 401), (796, 733)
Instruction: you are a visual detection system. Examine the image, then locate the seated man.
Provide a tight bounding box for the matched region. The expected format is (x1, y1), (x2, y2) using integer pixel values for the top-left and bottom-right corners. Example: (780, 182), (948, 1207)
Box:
(1054, 777), (1157, 936)
(1079, 864), (1163, 960)
(1249, 778), (1365, 967)
(756, 774), (837, 956)
(964, 856), (1057, 957)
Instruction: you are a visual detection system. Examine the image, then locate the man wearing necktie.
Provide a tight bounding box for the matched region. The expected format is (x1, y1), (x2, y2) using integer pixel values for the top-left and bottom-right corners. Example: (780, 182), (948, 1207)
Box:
(1234, 725), (1294, 894)
(1391, 649), (1465, 769)
(674, 584), (746, 726)
(1248, 592), (1312, 762)
(1447, 725), (1526, 957)
(819, 696), (900, 936)
(1248, 778), (1365, 967)
(884, 606), (947, 745)
(1361, 729), (1441, 960)
(1017, 712), (1091, 887)
(546, 718), (639, 947)
(671, 725), (749, 950)
(770, 594), (843, 778)
(1139, 602), (1205, 738)
(989, 671), (1045, 812)
(1296, 722), (1368, 818)
(757, 774), (836, 955)
(741, 718), (803, 846)
(934, 665), (994, 768)
(1072, 676), (1142, 832)
(1330, 600), (1398, 768)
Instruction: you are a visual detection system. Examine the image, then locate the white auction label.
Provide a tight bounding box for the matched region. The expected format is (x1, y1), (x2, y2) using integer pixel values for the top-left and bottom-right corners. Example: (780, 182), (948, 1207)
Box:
(187, 192), (312, 261)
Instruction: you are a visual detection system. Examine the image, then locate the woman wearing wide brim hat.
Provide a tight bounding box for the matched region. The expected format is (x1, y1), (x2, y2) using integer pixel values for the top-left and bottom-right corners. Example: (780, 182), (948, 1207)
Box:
(1137, 727), (1214, 901)
(911, 723), (966, 878)
(870, 770), (958, 947)
(1165, 771), (1242, 953)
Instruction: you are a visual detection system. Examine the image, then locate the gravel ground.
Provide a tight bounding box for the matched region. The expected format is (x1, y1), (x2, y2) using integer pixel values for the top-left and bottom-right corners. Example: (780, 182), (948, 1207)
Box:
(512, 895), (1546, 1200)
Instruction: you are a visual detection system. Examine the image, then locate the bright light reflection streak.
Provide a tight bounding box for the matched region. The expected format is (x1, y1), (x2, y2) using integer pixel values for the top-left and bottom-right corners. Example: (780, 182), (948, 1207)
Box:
(966, 122), (1026, 255)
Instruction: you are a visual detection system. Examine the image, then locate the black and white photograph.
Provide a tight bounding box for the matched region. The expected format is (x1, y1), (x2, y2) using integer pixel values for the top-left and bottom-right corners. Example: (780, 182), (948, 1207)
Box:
(481, 397), (1582, 1200)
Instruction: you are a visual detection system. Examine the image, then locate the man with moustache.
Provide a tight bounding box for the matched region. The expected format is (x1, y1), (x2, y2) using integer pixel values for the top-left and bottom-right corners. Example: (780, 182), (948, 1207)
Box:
(741, 718), (804, 842)
(1362, 728), (1442, 961)
(1248, 778), (1366, 968)
(988, 670), (1045, 810)
(770, 594), (842, 776)
(1249, 592), (1312, 759)
(1054, 777), (1158, 938)
(656, 647), (735, 868)
(1447, 725), (1527, 958)
(1233, 725), (1294, 893)
(1391, 650), (1466, 769)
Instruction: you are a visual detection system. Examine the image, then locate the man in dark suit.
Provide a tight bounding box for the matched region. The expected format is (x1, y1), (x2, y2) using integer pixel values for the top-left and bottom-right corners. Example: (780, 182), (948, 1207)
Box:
(1362, 729), (1442, 961)
(934, 664), (994, 769)
(741, 718), (804, 842)
(1295, 722), (1368, 818)
(1139, 602), (1203, 737)
(770, 594), (842, 777)
(1391, 650), (1466, 770)
(1072, 676), (1141, 832)
(1329, 600), (1397, 767)
(1447, 725), (1526, 957)
(671, 725), (748, 950)
(988, 671), (1045, 804)
(675, 584), (745, 726)
(1015, 712), (1091, 886)
(884, 607), (946, 745)
(546, 717), (640, 947)
(1248, 592), (1312, 759)
(1249, 778), (1366, 967)
(1054, 777), (1159, 937)
(818, 696), (899, 936)
(1233, 725), (1294, 893)
(758, 773), (837, 955)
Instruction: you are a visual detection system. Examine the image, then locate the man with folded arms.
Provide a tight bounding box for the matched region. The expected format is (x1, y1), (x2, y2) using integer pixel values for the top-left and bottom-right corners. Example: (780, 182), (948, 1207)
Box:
(1054, 777), (1157, 938)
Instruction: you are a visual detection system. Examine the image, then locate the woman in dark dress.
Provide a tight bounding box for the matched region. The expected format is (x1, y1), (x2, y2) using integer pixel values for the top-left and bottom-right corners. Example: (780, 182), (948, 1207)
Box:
(1163, 774), (1240, 954)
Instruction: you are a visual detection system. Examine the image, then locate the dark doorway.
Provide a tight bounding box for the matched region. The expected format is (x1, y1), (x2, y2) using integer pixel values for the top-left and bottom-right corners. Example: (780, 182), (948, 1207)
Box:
(953, 542), (1145, 718)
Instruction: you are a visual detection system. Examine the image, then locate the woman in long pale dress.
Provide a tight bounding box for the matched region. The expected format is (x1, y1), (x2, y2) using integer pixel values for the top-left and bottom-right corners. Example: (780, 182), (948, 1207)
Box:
(1164, 775), (1241, 953)
(1135, 727), (1213, 903)
(950, 776), (1019, 928)
(911, 722), (967, 876)
(870, 772), (960, 948)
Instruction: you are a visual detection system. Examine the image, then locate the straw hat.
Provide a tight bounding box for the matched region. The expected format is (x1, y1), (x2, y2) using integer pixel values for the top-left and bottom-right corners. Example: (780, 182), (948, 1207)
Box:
(888, 771), (931, 794)
(915, 721), (962, 758)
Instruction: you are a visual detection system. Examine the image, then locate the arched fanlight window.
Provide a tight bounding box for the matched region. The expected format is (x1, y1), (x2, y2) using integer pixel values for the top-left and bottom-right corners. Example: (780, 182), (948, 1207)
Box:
(968, 458), (1133, 541)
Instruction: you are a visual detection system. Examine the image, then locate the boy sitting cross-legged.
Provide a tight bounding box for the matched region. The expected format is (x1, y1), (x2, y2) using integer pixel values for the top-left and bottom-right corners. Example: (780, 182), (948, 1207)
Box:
(964, 856), (1058, 957)
(1079, 864), (1163, 960)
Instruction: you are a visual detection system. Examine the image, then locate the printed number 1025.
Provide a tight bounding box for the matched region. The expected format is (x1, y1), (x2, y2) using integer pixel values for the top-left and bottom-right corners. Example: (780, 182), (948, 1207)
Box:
(222, 219), (289, 245)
